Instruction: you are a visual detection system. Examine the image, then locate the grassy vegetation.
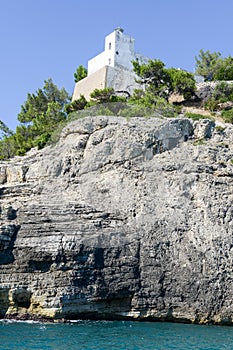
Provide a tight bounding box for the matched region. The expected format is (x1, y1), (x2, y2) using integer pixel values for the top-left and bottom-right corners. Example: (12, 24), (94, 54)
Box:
(185, 112), (209, 121)
(193, 138), (206, 146)
(221, 109), (233, 123)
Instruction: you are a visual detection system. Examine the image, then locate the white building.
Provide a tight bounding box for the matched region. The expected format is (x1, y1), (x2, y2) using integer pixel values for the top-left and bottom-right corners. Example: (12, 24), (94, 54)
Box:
(72, 28), (149, 101)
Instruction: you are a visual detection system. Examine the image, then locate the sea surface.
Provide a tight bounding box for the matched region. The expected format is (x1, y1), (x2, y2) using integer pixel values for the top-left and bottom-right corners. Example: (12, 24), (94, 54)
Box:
(1, 320), (233, 349)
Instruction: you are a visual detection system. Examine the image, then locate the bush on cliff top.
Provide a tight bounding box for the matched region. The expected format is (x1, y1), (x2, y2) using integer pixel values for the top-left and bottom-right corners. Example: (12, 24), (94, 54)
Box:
(132, 59), (196, 101)
(195, 50), (233, 81)
(0, 79), (70, 159)
(221, 109), (233, 123)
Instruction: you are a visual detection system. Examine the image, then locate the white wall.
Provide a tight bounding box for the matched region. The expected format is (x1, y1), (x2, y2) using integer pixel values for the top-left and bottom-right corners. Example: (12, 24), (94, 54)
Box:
(88, 52), (108, 76)
(114, 30), (135, 70)
(87, 29), (147, 76)
(104, 31), (116, 55)
(88, 31), (117, 76)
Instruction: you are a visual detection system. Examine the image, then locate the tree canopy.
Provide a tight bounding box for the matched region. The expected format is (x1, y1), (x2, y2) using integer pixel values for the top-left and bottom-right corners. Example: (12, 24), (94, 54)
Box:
(167, 68), (196, 100)
(0, 120), (13, 140)
(132, 59), (196, 100)
(132, 59), (170, 99)
(74, 65), (88, 83)
(195, 50), (233, 81)
(90, 88), (127, 104)
(0, 79), (70, 159)
(17, 78), (70, 153)
(214, 56), (233, 81)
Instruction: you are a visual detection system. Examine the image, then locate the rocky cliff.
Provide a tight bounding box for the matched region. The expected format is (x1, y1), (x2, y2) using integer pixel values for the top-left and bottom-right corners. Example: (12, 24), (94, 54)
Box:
(0, 115), (233, 324)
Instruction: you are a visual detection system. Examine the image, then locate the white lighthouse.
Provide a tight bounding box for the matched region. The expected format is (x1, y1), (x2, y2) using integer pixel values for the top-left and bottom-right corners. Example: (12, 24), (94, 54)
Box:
(72, 28), (148, 101)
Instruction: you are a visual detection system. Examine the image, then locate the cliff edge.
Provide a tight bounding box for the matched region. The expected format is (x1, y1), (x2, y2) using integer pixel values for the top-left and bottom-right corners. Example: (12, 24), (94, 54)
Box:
(0, 116), (233, 324)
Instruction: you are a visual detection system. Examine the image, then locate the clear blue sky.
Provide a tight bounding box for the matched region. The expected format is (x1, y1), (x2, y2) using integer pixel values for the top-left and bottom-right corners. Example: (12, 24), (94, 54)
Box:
(1, 0), (233, 131)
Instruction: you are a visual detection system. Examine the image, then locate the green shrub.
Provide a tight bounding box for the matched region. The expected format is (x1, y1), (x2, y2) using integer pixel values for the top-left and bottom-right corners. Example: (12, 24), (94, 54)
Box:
(204, 98), (221, 112)
(33, 132), (51, 149)
(212, 82), (233, 101)
(185, 112), (208, 120)
(90, 88), (126, 104)
(204, 83), (233, 112)
(0, 135), (17, 160)
(221, 109), (233, 123)
(65, 95), (88, 113)
(91, 106), (115, 116)
(118, 104), (154, 119)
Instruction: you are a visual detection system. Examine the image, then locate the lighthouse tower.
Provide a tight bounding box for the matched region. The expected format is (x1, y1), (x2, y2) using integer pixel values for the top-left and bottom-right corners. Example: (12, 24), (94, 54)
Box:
(72, 28), (148, 101)
(88, 28), (137, 75)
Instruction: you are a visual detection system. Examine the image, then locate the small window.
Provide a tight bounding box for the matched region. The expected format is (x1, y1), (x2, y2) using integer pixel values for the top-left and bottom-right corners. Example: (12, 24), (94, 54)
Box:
(109, 42), (111, 50)
(108, 58), (111, 65)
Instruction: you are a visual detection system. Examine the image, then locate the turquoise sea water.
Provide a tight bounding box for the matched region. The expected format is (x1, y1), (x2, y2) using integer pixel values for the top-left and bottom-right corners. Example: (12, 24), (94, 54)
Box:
(1, 320), (233, 350)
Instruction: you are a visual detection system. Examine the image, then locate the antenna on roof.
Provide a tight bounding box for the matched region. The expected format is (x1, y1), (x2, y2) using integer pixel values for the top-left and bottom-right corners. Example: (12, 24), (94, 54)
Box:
(115, 27), (124, 33)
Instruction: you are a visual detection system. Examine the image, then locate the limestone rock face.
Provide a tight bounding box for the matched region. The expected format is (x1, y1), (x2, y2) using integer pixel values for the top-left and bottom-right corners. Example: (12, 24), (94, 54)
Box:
(0, 116), (233, 324)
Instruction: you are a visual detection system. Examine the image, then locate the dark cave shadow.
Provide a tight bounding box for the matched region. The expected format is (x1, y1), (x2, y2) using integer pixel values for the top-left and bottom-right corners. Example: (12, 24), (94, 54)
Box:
(0, 225), (20, 265)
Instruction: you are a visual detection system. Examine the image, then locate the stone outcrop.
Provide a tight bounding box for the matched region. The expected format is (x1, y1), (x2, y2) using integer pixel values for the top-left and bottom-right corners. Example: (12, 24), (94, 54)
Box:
(0, 115), (233, 324)
(196, 82), (217, 102)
